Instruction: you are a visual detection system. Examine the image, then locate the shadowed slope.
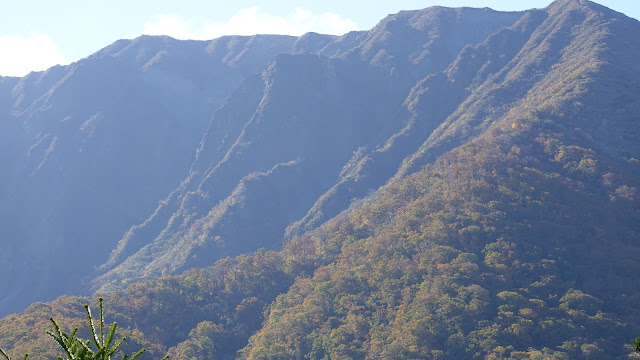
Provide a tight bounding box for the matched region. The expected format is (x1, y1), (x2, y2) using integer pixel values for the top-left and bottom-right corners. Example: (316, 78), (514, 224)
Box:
(96, 6), (524, 292)
(0, 34), (302, 316)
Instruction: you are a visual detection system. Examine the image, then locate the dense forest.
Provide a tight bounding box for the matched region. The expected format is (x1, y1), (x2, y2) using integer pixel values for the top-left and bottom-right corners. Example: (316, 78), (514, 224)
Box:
(1, 0), (639, 358)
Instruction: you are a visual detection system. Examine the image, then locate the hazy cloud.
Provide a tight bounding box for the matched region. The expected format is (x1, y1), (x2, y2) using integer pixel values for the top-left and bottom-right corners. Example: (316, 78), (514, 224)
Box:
(0, 34), (67, 77)
(142, 7), (359, 40)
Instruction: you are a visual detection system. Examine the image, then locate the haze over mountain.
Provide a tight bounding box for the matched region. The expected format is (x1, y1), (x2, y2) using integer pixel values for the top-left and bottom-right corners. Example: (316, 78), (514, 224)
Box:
(0, 33), (331, 314)
(94, 5), (523, 293)
(0, 0), (639, 358)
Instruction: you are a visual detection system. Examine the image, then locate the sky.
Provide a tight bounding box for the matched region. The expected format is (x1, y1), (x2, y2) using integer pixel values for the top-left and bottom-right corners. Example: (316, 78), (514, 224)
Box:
(0, 0), (638, 77)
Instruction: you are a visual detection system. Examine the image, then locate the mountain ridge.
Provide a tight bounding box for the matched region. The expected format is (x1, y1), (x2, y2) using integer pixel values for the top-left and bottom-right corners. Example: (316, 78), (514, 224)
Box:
(1, 1), (640, 358)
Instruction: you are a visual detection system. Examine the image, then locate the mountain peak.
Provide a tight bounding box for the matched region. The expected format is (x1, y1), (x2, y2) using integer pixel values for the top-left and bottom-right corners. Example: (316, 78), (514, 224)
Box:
(547, 0), (632, 19)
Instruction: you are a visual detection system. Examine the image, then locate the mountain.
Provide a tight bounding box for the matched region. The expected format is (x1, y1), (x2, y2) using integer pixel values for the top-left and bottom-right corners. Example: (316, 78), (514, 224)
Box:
(1, 0), (640, 358)
(94, 5), (523, 292)
(0, 33), (337, 315)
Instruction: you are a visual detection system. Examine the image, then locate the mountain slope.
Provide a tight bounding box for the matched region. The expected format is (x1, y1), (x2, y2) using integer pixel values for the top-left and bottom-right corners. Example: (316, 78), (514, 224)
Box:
(1, 0), (639, 359)
(0, 34), (311, 316)
(95, 6), (524, 291)
(286, 7), (550, 237)
(240, 1), (640, 358)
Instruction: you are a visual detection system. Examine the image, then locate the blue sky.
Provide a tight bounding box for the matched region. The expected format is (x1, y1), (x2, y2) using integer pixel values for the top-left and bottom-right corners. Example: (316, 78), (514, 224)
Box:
(0, 0), (638, 77)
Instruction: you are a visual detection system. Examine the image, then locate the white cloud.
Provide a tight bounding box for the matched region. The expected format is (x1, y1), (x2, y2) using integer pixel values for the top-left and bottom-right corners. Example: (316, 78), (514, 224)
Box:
(141, 14), (197, 40)
(0, 34), (68, 77)
(142, 7), (359, 40)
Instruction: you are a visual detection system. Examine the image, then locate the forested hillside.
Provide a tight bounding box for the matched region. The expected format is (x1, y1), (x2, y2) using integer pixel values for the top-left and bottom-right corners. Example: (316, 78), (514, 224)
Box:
(1, 0), (639, 358)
